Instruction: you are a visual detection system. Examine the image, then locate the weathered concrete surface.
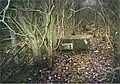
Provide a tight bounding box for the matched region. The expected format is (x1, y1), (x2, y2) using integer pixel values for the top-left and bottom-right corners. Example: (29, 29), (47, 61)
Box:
(60, 35), (93, 51)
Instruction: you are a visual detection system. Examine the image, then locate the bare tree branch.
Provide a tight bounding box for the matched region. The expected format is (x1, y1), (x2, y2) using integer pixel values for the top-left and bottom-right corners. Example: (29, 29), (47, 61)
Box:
(1, 0), (11, 21)
(0, 0), (26, 36)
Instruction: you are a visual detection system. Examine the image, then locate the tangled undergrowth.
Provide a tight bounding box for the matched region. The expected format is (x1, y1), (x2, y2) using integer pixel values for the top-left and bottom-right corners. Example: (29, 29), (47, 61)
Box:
(1, 0), (120, 83)
(2, 23), (118, 83)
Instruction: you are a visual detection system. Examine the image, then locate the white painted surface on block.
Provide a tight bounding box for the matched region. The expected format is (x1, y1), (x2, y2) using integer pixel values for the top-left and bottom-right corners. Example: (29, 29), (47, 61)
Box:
(62, 43), (73, 50)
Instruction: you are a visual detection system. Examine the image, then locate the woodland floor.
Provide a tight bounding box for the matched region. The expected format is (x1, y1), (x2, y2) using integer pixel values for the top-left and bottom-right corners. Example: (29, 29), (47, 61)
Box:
(4, 52), (119, 83)
(1, 37), (120, 83)
(1, 25), (120, 83)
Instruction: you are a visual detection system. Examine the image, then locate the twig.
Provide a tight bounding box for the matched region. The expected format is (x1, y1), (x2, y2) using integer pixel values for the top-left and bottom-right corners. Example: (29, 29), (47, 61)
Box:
(0, 15), (10, 19)
(113, 67), (120, 71)
(2, 0), (11, 21)
(0, 57), (5, 66)
(0, 0), (26, 37)
(70, 7), (106, 24)
(70, 7), (87, 13)
(10, 17), (25, 35)
(12, 8), (46, 14)
(2, 21), (26, 36)
(2, 69), (14, 82)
